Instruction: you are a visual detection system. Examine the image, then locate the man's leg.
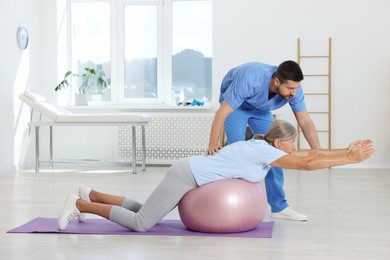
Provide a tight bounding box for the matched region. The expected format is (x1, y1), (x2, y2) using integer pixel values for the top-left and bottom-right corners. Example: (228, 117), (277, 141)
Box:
(264, 167), (288, 212)
(224, 109), (251, 144)
(248, 112), (307, 221)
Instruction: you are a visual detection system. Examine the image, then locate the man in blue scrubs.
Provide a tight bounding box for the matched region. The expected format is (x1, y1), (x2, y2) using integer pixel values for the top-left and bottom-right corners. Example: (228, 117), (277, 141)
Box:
(207, 60), (321, 221)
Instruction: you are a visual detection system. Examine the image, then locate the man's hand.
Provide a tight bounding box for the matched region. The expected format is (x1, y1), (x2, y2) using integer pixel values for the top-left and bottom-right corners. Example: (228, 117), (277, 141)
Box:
(206, 144), (222, 155)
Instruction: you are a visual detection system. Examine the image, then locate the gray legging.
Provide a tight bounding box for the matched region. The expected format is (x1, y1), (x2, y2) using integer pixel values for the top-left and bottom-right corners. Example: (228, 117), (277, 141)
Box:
(109, 158), (198, 231)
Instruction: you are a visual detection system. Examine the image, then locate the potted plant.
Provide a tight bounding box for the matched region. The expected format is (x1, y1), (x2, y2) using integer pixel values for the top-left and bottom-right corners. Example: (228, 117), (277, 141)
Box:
(55, 67), (108, 105)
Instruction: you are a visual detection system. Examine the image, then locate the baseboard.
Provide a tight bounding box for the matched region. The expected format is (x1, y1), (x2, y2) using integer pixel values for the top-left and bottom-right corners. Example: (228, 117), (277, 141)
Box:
(0, 164), (17, 174)
(333, 163), (390, 170)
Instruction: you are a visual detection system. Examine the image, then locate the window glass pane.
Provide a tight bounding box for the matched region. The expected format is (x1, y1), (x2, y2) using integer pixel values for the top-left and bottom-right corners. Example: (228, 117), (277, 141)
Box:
(124, 5), (157, 99)
(70, 2), (111, 102)
(172, 0), (212, 104)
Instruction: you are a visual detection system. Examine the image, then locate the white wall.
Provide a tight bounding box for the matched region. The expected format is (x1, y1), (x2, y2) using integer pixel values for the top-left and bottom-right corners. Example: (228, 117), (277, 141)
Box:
(0, 0), (389, 173)
(0, 0), (58, 173)
(0, 0), (41, 173)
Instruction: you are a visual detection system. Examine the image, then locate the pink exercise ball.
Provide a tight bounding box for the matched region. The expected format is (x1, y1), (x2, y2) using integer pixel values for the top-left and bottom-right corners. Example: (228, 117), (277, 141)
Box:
(178, 179), (267, 233)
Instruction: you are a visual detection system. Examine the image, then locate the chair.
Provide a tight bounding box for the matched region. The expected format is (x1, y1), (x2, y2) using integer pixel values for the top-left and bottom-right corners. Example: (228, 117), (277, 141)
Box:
(19, 91), (151, 173)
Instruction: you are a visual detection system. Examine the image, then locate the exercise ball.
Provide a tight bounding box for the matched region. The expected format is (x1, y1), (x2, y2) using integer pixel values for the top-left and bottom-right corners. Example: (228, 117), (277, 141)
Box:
(178, 179), (266, 233)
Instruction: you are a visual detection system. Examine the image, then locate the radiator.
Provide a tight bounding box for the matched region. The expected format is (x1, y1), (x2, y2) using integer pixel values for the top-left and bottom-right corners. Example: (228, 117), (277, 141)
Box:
(118, 113), (215, 164)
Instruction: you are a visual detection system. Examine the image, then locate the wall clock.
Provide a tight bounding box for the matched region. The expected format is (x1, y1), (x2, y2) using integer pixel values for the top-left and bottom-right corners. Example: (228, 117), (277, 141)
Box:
(17, 27), (29, 50)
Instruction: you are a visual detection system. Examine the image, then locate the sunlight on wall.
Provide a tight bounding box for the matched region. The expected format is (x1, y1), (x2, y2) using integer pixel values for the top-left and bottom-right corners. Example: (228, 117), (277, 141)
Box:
(13, 48), (31, 169)
(57, 0), (69, 106)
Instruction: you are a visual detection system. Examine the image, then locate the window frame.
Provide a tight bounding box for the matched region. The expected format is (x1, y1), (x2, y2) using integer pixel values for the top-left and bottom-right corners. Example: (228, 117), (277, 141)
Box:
(65, 0), (212, 107)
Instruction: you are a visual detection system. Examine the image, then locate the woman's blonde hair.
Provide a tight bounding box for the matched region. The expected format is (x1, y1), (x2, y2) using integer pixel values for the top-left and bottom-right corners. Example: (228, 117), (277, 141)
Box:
(254, 120), (297, 143)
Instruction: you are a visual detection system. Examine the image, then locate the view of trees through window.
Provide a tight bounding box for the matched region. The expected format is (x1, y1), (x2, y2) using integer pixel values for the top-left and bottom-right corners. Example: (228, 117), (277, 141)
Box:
(123, 49), (211, 101)
(172, 49), (212, 102)
(172, 0), (212, 104)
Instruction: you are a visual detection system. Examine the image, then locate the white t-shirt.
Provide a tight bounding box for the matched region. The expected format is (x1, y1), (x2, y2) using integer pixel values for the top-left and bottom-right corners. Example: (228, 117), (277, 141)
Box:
(188, 139), (287, 186)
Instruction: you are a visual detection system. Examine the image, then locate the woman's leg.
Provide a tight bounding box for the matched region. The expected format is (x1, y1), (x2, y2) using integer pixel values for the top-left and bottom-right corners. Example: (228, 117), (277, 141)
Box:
(76, 200), (113, 219)
(82, 188), (142, 212)
(76, 189), (142, 219)
(109, 158), (197, 231)
(88, 190), (125, 206)
(75, 159), (196, 231)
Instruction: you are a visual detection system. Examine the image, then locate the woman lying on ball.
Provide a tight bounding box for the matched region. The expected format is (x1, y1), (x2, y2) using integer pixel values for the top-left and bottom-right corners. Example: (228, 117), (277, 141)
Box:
(58, 120), (374, 231)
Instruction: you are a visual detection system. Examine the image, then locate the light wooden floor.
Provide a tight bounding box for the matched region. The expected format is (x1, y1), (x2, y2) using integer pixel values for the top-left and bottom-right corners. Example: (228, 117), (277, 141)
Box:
(1, 166), (389, 259)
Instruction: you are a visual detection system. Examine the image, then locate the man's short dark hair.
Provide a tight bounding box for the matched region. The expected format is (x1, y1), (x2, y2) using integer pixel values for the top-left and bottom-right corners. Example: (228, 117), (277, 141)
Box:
(274, 60), (304, 83)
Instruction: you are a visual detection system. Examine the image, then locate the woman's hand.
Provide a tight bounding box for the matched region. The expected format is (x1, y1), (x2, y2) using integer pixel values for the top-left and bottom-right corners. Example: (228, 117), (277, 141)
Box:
(348, 139), (373, 150)
(347, 140), (375, 162)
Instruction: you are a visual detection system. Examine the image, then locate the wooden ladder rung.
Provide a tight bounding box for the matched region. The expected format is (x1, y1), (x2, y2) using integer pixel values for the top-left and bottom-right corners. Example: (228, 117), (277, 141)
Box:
(298, 130), (329, 134)
(299, 55), (329, 58)
(304, 93), (329, 96)
(308, 112), (329, 114)
(304, 74), (329, 77)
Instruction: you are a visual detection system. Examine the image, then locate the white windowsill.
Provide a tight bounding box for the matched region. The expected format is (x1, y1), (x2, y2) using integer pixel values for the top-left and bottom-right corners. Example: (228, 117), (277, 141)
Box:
(65, 102), (216, 113)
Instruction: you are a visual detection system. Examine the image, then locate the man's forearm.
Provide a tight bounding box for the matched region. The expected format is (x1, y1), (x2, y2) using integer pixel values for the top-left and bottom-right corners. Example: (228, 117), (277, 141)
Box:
(209, 101), (234, 146)
(209, 115), (224, 145)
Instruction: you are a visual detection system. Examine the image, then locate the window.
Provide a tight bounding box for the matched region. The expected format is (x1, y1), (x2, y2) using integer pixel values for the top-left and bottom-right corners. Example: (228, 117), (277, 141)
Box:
(68, 0), (212, 106)
(123, 5), (158, 100)
(70, 1), (111, 102)
(172, 0), (213, 105)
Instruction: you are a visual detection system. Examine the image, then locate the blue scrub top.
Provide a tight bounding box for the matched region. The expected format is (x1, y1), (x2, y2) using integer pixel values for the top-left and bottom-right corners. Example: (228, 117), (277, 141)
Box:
(219, 62), (306, 112)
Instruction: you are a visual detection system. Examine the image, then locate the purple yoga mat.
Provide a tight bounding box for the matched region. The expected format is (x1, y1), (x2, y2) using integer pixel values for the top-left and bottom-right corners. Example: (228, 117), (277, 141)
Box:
(7, 217), (274, 238)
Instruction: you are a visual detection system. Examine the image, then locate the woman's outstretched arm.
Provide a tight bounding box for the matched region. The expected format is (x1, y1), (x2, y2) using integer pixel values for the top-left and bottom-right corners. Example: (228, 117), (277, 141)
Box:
(270, 140), (375, 170)
(288, 140), (373, 158)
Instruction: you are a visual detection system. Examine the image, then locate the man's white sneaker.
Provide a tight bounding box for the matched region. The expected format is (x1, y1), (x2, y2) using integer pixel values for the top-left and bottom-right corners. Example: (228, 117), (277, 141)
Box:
(77, 185), (92, 222)
(271, 207), (308, 221)
(58, 193), (81, 231)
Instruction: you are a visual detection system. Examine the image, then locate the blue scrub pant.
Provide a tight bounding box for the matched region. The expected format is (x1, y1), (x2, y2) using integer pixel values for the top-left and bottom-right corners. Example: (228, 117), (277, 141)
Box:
(224, 108), (288, 213)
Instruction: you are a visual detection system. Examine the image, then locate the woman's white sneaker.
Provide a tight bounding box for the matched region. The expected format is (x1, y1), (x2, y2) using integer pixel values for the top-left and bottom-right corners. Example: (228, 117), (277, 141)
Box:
(58, 193), (81, 230)
(271, 207), (308, 221)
